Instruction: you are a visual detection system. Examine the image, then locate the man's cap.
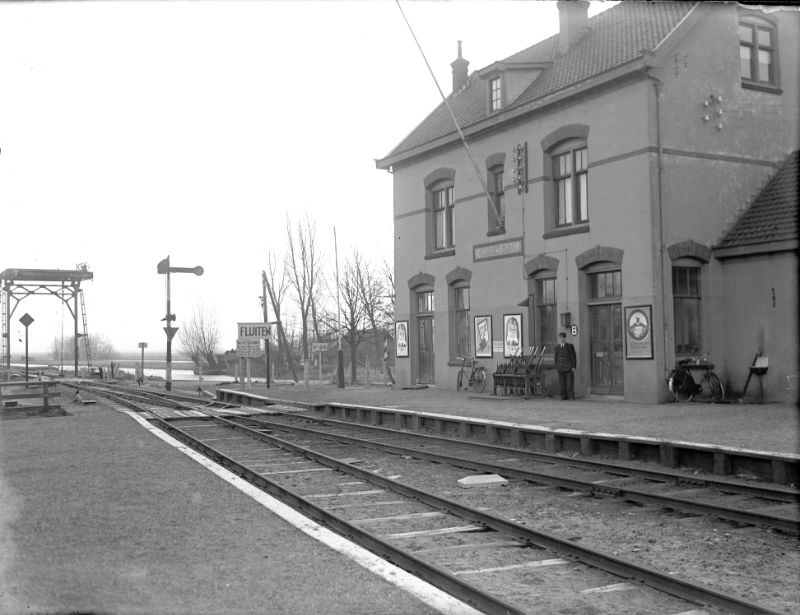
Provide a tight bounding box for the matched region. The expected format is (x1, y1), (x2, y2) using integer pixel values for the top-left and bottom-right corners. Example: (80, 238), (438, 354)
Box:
(559, 332), (567, 338)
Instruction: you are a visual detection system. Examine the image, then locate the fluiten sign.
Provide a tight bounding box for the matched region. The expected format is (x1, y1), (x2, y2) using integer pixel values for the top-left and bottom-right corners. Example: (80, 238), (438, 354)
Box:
(237, 322), (270, 340)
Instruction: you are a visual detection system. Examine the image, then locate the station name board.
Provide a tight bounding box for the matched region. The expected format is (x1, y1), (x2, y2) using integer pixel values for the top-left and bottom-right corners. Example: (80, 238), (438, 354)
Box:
(237, 322), (270, 340)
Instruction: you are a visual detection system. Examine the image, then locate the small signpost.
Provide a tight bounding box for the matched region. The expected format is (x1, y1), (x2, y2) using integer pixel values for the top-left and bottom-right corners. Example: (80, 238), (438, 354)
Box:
(237, 322), (271, 390)
(137, 342), (147, 385)
(312, 342), (327, 382)
(19, 313), (34, 383)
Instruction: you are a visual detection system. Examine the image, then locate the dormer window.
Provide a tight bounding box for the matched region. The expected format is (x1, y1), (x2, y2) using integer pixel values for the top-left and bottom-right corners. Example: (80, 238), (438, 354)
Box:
(480, 60), (549, 113)
(490, 77), (503, 112)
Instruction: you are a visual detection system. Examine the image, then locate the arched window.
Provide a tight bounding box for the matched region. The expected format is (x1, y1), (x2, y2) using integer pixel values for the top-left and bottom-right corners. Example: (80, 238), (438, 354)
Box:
(424, 168), (456, 256)
(672, 260), (703, 356)
(447, 267), (471, 360)
(486, 153), (506, 235)
(552, 139), (588, 226)
(541, 125), (590, 236)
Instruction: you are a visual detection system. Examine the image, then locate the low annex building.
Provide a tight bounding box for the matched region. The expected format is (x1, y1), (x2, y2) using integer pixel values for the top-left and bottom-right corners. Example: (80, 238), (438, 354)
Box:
(376, 1), (799, 402)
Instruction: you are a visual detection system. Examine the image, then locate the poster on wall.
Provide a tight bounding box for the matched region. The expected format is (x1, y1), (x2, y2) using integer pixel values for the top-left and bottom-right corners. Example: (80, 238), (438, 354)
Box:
(625, 305), (653, 359)
(474, 315), (493, 358)
(503, 313), (522, 358)
(395, 321), (409, 358)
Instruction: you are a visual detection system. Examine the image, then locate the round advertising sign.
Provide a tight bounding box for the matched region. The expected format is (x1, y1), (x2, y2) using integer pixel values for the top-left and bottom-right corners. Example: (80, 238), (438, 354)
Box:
(627, 309), (649, 341)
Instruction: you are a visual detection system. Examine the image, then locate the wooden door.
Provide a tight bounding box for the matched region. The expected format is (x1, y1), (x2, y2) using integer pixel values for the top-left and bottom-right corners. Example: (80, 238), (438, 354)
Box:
(589, 304), (624, 394)
(417, 316), (434, 384)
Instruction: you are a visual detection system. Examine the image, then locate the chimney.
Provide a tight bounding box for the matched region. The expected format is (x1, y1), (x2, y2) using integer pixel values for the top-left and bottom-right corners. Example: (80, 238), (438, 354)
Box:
(451, 40), (469, 93)
(557, 0), (590, 55)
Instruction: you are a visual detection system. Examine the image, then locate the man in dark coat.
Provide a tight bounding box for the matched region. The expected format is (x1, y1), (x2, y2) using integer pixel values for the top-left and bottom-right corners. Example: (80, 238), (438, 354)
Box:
(553, 331), (576, 400)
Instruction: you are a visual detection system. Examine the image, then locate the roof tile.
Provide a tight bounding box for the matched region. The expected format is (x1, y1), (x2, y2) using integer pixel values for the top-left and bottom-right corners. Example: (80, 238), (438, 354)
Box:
(716, 151), (799, 249)
(384, 2), (695, 160)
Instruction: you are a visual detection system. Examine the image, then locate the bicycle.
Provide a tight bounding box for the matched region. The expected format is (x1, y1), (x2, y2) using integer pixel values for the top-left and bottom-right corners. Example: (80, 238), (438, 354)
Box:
(456, 356), (487, 393)
(668, 356), (725, 402)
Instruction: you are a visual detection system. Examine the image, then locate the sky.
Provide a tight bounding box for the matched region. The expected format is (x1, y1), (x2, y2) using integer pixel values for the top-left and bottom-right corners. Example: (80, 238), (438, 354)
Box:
(0, 0), (615, 357)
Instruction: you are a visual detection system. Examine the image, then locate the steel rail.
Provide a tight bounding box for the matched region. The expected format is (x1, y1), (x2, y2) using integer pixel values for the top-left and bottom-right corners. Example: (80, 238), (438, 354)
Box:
(74, 384), (525, 615)
(206, 415), (782, 615)
(146, 419), (526, 614)
(110, 384), (236, 408)
(99, 383), (219, 409)
(231, 415), (799, 535)
(260, 412), (800, 502)
(76, 384), (787, 613)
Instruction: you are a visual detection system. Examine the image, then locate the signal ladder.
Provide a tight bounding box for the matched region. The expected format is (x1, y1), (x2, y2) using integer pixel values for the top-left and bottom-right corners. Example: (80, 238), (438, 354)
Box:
(79, 290), (92, 369)
(1, 288), (7, 371)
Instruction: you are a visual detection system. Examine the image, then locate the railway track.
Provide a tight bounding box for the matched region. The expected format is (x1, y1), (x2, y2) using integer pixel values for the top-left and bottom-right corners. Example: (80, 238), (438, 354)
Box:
(73, 383), (794, 614)
(228, 412), (800, 536)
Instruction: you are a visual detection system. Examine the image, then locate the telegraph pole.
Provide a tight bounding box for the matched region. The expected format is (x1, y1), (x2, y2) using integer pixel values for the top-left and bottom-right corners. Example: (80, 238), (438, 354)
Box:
(334, 227), (344, 388)
(261, 272), (271, 389)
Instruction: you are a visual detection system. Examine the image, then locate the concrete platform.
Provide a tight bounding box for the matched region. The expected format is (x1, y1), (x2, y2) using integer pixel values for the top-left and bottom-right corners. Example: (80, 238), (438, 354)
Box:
(216, 384), (800, 485)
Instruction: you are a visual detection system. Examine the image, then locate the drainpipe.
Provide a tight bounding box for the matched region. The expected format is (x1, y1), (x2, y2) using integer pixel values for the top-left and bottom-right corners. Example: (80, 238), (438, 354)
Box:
(651, 76), (670, 385)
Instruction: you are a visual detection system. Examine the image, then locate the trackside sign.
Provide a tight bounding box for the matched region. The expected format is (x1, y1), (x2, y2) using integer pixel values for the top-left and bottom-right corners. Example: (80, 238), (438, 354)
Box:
(238, 322), (270, 340)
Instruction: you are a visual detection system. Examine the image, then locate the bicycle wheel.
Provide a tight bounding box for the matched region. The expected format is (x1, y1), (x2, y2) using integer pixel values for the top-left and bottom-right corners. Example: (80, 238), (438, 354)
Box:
(706, 372), (725, 402)
(473, 368), (487, 393)
(456, 369), (465, 392)
(669, 370), (695, 402)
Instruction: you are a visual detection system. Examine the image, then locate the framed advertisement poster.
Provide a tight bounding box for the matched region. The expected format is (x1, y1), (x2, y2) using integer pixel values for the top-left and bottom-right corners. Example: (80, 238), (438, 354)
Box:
(474, 315), (493, 358)
(503, 313), (522, 358)
(624, 305), (653, 359)
(395, 321), (409, 358)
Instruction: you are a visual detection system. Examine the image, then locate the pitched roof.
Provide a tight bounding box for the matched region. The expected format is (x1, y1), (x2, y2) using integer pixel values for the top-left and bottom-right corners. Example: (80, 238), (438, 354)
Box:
(715, 150), (799, 251)
(381, 2), (695, 163)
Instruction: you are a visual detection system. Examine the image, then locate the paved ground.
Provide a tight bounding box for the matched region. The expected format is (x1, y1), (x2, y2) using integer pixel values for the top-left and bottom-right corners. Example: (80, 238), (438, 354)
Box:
(214, 381), (800, 455)
(0, 400), (444, 615)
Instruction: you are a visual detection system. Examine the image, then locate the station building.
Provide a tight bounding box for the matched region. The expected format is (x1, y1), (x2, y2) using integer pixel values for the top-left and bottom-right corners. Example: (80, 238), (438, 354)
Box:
(376, 2), (799, 402)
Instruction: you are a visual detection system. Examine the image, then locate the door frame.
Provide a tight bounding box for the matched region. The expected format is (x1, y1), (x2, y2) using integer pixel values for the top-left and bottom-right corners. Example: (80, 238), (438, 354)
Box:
(588, 301), (624, 395)
(416, 315), (435, 384)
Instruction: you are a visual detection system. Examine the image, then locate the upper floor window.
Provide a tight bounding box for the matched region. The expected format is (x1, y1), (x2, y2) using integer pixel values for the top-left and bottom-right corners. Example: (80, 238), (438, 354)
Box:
(489, 166), (505, 231)
(740, 17), (778, 88)
(554, 144), (588, 226)
(489, 77), (503, 112)
(432, 183), (454, 250)
(424, 168), (456, 258)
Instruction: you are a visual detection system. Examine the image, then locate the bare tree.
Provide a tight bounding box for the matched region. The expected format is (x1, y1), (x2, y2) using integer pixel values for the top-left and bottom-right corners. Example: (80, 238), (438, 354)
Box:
(285, 213), (322, 383)
(355, 251), (391, 375)
(178, 304), (220, 369)
(262, 249), (298, 382)
(382, 257), (395, 325)
(340, 251), (368, 384)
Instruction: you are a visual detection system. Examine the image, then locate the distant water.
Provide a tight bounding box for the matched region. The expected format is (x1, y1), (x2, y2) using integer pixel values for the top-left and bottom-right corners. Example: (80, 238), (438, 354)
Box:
(9, 362), (236, 383)
(135, 368), (234, 383)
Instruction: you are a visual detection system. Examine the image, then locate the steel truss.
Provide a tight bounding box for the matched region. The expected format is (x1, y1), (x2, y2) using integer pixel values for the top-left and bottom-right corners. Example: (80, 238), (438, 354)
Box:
(1, 267), (93, 376)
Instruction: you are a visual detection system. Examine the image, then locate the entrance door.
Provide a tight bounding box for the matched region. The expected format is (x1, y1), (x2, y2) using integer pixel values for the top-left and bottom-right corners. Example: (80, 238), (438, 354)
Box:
(589, 304), (623, 394)
(417, 316), (434, 384)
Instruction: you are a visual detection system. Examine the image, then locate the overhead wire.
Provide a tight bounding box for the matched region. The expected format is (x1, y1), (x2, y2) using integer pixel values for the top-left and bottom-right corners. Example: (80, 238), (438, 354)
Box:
(394, 0), (504, 228)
